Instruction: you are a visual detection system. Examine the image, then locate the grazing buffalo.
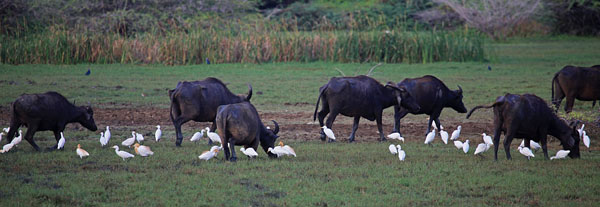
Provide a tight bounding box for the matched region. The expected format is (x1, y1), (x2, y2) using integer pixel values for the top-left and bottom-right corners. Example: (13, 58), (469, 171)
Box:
(393, 75), (467, 135)
(313, 75), (420, 142)
(169, 78), (252, 146)
(467, 93), (580, 160)
(5, 92), (98, 151)
(552, 65), (600, 113)
(216, 102), (279, 161)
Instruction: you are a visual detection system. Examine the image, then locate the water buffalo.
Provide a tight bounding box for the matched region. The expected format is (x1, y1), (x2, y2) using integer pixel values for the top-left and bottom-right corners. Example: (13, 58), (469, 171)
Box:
(552, 65), (600, 113)
(393, 75), (467, 135)
(169, 77), (252, 146)
(5, 91), (98, 151)
(313, 75), (420, 142)
(216, 102), (279, 161)
(467, 93), (580, 160)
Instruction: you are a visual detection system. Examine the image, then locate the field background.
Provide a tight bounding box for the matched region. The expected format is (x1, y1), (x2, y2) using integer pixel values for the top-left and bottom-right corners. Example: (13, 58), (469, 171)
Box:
(1, 38), (599, 206)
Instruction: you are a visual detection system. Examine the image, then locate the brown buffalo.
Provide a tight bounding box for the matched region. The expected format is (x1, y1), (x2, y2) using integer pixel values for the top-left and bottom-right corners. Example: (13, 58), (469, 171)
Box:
(552, 65), (600, 113)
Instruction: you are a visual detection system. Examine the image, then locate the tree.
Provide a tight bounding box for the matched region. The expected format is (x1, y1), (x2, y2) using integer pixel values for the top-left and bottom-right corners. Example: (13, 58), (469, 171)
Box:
(434, 0), (541, 40)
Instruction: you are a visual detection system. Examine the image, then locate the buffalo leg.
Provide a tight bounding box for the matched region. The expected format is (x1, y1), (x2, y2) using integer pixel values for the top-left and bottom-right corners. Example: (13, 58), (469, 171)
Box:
(47, 131), (61, 151)
(317, 102), (330, 141)
(493, 128), (502, 161)
(325, 110), (339, 143)
(392, 106), (409, 136)
(23, 123), (40, 151)
(348, 116), (360, 143)
(228, 140), (237, 162)
(172, 117), (189, 147)
(434, 117), (442, 131)
(223, 140), (231, 161)
(503, 125), (519, 160)
(376, 111), (386, 142)
(540, 136), (549, 160)
(565, 95), (576, 113)
(427, 110), (442, 135)
(5, 123), (21, 144)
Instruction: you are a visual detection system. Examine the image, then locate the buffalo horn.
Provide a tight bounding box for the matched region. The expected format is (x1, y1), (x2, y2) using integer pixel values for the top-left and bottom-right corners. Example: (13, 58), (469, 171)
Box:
(457, 85), (463, 93)
(271, 120), (279, 135)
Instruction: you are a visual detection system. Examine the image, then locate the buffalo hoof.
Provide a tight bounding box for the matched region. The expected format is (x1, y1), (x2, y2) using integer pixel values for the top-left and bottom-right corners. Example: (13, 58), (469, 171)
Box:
(379, 138), (387, 142)
(230, 157), (237, 162)
(327, 139), (336, 143)
(319, 133), (326, 141)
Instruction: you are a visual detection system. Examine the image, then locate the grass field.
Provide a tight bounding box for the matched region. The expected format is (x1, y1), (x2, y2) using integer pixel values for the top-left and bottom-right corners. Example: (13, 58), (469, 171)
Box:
(1, 37), (600, 206)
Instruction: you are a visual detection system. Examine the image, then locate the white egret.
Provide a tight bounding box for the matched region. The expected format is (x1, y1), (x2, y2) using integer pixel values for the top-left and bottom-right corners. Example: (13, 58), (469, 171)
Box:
(104, 126), (111, 143)
(582, 131), (590, 149)
(462, 140), (470, 153)
(135, 132), (144, 143)
(0, 132), (3, 143)
(2, 127), (8, 133)
(482, 133), (493, 146)
(76, 144), (90, 159)
(198, 148), (219, 160)
(112, 145), (135, 161)
(11, 130), (22, 146)
(281, 142), (297, 157)
(155, 125), (162, 142)
(454, 140), (463, 149)
(387, 132), (405, 142)
(450, 126), (461, 141)
(578, 124), (585, 138)
(474, 143), (489, 155)
(321, 126), (336, 141)
(100, 132), (109, 147)
(519, 140), (541, 152)
(550, 150), (570, 160)
(1, 143), (14, 153)
(206, 128), (221, 144)
(57, 132), (66, 150)
(398, 150), (406, 161)
(518, 146), (535, 160)
(440, 129), (449, 144)
(388, 144), (398, 154)
(122, 132), (136, 148)
(190, 130), (204, 142)
(267, 147), (288, 157)
(240, 147), (258, 158)
(424, 129), (435, 145)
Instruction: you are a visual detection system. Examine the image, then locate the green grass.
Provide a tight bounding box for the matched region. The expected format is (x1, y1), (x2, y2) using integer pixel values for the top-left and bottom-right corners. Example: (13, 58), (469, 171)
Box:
(1, 37), (600, 206)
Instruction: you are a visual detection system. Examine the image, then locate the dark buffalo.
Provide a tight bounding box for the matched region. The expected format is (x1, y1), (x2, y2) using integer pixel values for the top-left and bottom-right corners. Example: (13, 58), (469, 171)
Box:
(467, 93), (580, 160)
(313, 75), (420, 142)
(216, 102), (279, 161)
(393, 75), (467, 135)
(5, 92), (98, 151)
(169, 77), (252, 146)
(552, 65), (600, 113)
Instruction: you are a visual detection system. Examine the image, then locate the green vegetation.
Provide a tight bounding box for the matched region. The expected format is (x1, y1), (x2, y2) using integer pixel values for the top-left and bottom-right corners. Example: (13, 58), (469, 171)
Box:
(0, 37), (599, 206)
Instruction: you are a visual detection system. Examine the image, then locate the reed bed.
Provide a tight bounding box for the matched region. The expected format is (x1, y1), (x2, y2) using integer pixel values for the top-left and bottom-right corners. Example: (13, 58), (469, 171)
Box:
(0, 24), (486, 65)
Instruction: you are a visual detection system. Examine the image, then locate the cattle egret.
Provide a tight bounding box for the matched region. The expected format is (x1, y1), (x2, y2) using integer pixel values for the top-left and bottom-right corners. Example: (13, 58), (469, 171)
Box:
(134, 143), (154, 157)
(2, 127), (8, 133)
(190, 130), (204, 142)
(155, 125), (162, 142)
(210, 145), (222, 157)
(482, 133), (493, 145)
(578, 124), (585, 138)
(550, 150), (570, 160)
(430, 120), (443, 130)
(518, 146), (535, 160)
(398, 150), (406, 161)
(388, 144), (398, 154)
(1, 143), (14, 153)
(112, 145), (135, 161)
(11, 130), (22, 146)
(105, 126), (111, 143)
(76, 144), (89, 159)
(0, 132), (3, 143)
(267, 147), (288, 157)
(450, 126), (461, 141)
(474, 143), (489, 155)
(281, 143), (297, 157)
(240, 147), (258, 158)
(454, 140), (463, 149)
(519, 140), (541, 152)
(57, 132), (66, 150)
(462, 140), (470, 153)
(122, 132), (136, 148)
(424, 129), (435, 145)
(206, 129), (221, 144)
(440, 129), (449, 144)
(321, 126), (336, 141)
(198, 148), (219, 160)
(100, 132), (109, 147)
(387, 132), (405, 142)
(582, 131), (590, 149)
(136, 132), (144, 143)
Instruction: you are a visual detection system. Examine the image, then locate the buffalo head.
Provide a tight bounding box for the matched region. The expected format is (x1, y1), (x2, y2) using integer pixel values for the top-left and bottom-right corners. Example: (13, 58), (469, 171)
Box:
(450, 85), (468, 113)
(386, 83), (420, 113)
(563, 121), (581, 158)
(78, 106), (98, 131)
(261, 120), (280, 158)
